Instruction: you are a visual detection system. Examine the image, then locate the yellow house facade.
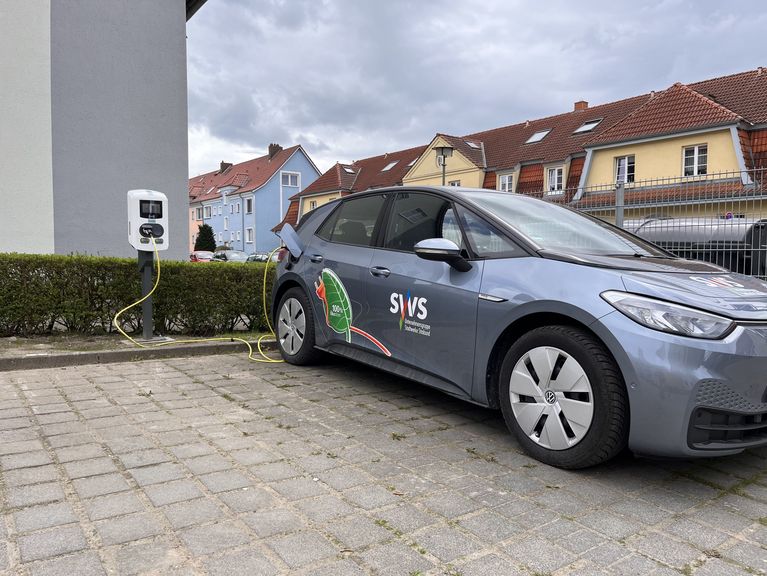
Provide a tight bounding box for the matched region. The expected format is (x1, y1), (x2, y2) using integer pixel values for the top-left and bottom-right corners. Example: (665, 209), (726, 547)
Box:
(298, 192), (340, 218)
(403, 135), (485, 188)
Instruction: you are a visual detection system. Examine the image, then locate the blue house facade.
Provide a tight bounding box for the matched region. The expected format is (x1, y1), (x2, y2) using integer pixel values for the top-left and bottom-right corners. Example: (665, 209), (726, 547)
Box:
(188, 144), (320, 254)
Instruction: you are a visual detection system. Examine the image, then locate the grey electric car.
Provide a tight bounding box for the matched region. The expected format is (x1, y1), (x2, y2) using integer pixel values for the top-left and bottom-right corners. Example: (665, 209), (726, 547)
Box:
(273, 186), (767, 468)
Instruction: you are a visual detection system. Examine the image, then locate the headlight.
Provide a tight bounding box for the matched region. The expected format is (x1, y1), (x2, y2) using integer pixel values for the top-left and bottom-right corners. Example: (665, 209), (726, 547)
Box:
(601, 291), (735, 339)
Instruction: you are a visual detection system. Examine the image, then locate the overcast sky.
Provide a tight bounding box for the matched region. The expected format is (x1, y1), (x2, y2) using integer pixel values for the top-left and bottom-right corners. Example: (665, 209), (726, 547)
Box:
(186, 0), (767, 177)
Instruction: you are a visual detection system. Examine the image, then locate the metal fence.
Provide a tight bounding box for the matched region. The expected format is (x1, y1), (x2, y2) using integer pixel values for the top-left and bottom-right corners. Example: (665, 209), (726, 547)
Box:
(537, 169), (767, 278)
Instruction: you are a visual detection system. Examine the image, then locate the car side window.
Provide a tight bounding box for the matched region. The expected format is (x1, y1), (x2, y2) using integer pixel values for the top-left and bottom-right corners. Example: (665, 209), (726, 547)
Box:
(383, 193), (465, 252)
(316, 195), (386, 247)
(456, 205), (521, 258)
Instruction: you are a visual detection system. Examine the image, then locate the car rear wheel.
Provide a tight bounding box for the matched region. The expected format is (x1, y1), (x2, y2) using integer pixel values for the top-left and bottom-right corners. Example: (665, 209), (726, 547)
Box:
(498, 325), (628, 469)
(276, 288), (321, 365)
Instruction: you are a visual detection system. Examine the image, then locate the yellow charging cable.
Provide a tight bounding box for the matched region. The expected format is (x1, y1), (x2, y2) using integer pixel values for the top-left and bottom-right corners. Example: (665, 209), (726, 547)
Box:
(112, 238), (283, 363)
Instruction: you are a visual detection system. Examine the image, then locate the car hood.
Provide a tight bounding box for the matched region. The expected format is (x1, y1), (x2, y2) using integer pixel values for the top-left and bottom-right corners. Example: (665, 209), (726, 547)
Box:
(621, 270), (767, 321)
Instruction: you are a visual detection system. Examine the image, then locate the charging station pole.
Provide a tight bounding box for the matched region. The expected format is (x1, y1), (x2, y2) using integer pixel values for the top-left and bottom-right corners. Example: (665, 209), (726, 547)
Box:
(137, 250), (154, 340)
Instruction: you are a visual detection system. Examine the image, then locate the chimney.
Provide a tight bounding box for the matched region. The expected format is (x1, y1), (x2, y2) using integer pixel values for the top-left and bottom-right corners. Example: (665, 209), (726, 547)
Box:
(574, 100), (588, 112)
(268, 143), (283, 159)
(219, 161), (232, 174)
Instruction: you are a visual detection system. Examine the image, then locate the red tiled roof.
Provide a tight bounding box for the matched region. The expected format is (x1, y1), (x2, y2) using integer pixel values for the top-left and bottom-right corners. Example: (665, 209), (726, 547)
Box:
(587, 83), (741, 146)
(690, 67), (767, 124)
(349, 145), (428, 191)
(188, 145), (302, 202)
(293, 162), (358, 199)
(463, 94), (652, 170)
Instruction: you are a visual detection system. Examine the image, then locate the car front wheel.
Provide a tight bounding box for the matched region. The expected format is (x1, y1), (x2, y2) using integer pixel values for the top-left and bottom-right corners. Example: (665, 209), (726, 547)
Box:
(498, 325), (629, 469)
(276, 288), (321, 365)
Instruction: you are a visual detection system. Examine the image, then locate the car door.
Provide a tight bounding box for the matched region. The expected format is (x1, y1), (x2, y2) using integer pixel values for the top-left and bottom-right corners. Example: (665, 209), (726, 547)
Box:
(361, 191), (483, 394)
(301, 193), (389, 351)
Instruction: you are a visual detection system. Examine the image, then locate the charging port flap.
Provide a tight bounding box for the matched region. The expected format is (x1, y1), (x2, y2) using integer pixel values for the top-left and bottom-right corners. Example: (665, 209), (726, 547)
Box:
(277, 224), (304, 259)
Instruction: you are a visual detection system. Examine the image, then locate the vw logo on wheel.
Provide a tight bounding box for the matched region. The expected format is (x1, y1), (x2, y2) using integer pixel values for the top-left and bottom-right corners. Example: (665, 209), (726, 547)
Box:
(544, 390), (557, 404)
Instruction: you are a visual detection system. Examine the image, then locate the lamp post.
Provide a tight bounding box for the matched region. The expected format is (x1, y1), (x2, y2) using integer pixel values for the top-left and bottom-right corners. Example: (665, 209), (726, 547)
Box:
(434, 145), (454, 186)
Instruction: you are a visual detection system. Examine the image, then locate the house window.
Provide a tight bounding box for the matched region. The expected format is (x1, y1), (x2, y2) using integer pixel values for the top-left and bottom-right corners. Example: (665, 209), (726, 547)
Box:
(615, 155), (635, 184)
(230, 231), (235, 241)
(224, 217), (229, 230)
(499, 174), (514, 192)
(195, 207), (202, 220)
(245, 198), (253, 214)
(684, 144), (707, 176)
(573, 119), (603, 134)
(235, 203), (240, 214)
(448, 180), (461, 186)
(525, 129), (551, 144)
(381, 161), (398, 171)
(236, 230), (241, 241)
(204, 206), (212, 219)
(309, 200), (317, 210)
(217, 232), (222, 241)
(245, 228), (253, 243)
(547, 167), (564, 193)
(218, 206), (222, 215)
(281, 172), (299, 187)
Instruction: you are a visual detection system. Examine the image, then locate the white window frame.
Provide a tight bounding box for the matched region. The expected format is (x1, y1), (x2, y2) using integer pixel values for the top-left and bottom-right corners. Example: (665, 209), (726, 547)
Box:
(245, 197), (253, 214)
(195, 207), (202, 220)
(204, 206), (212, 219)
(236, 230), (241, 241)
(525, 129), (551, 144)
(546, 167), (564, 194)
(229, 204), (233, 214)
(615, 155), (636, 184)
(217, 232), (222, 241)
(230, 231), (235, 241)
(498, 173), (514, 193)
(573, 119), (603, 134)
(235, 202), (240, 214)
(683, 144), (708, 177)
(245, 227), (254, 243)
(381, 161), (398, 171)
(224, 217), (229, 231)
(281, 172), (299, 187)
(448, 180), (461, 187)
(309, 200), (317, 210)
(218, 206), (222, 215)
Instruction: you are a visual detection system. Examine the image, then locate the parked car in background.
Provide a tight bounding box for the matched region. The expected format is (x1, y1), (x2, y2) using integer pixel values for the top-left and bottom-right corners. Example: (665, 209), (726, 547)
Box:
(273, 186), (767, 468)
(247, 252), (280, 263)
(190, 251), (214, 262)
(212, 250), (248, 262)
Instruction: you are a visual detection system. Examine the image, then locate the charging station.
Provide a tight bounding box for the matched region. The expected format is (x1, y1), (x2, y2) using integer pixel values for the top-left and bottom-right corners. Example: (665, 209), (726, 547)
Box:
(127, 190), (168, 340)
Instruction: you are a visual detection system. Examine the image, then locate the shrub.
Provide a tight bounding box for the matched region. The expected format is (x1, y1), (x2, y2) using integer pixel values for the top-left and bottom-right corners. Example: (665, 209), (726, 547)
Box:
(0, 253), (275, 337)
(194, 224), (216, 252)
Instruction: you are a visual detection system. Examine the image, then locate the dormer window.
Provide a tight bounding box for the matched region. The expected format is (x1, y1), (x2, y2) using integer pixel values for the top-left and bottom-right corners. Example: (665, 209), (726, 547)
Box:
(343, 166), (355, 174)
(381, 161), (398, 171)
(465, 141), (481, 149)
(525, 129), (551, 144)
(407, 158), (417, 167)
(573, 119), (602, 134)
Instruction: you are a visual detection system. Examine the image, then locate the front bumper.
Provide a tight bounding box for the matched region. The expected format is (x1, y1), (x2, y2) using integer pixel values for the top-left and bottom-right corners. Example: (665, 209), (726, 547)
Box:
(593, 311), (767, 458)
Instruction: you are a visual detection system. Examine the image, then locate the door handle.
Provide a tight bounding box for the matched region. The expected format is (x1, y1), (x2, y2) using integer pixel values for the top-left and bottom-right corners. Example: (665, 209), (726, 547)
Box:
(309, 254), (324, 263)
(369, 266), (390, 278)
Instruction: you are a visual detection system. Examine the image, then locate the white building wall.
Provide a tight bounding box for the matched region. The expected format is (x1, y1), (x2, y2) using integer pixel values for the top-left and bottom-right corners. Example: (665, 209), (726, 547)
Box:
(0, 1), (55, 253)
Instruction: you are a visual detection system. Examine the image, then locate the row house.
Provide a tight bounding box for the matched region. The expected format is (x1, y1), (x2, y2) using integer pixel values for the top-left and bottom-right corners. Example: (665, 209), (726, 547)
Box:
(188, 144), (320, 253)
(277, 67), (767, 231)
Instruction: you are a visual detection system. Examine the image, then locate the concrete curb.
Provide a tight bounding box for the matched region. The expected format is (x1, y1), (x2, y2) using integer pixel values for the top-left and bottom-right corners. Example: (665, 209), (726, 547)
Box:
(0, 339), (278, 372)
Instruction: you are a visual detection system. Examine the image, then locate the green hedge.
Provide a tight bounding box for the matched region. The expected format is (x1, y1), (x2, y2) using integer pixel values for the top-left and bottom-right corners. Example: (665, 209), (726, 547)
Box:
(0, 254), (275, 336)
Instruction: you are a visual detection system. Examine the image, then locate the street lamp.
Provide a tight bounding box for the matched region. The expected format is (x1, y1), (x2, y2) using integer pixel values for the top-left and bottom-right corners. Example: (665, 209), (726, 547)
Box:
(434, 145), (454, 186)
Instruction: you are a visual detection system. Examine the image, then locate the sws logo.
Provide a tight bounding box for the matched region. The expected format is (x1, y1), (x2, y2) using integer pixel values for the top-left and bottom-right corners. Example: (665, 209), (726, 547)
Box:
(389, 290), (428, 329)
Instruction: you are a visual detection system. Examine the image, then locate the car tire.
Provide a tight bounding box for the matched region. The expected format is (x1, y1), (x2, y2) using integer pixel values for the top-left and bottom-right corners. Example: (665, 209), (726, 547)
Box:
(276, 288), (322, 365)
(498, 325), (628, 469)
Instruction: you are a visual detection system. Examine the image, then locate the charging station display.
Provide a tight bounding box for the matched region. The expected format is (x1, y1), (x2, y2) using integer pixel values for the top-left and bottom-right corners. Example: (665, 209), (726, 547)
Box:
(128, 189), (169, 251)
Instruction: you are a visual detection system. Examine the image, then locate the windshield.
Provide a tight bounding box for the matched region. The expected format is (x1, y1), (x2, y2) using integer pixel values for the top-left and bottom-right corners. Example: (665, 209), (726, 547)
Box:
(464, 193), (668, 257)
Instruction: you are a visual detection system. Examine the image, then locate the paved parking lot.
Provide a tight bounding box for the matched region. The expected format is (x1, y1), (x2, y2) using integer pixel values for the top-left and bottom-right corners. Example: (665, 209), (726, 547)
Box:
(0, 354), (765, 576)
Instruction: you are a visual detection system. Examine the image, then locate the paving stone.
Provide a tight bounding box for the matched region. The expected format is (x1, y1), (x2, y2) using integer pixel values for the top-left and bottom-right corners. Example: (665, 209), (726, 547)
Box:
(241, 509), (306, 537)
(457, 553), (524, 576)
(129, 462), (185, 486)
(179, 520), (251, 556)
(14, 501), (78, 533)
(695, 557), (754, 576)
(112, 537), (187, 575)
(169, 442), (216, 459)
(324, 515), (391, 549)
(64, 457), (117, 479)
(460, 510), (522, 542)
(183, 453), (232, 474)
(3, 464), (60, 487)
(28, 551), (106, 576)
(218, 486), (277, 513)
(6, 482), (65, 508)
(18, 525), (87, 562)
(1, 450), (53, 470)
(374, 503), (437, 533)
(503, 534), (576, 574)
(250, 461), (302, 482)
(358, 540), (433, 576)
(629, 531), (702, 569)
(316, 465), (373, 490)
(231, 447), (277, 466)
(722, 540), (767, 571)
(296, 494), (355, 522)
(119, 448), (171, 469)
(270, 476), (330, 500)
(84, 492), (145, 521)
(143, 479), (204, 507)
(664, 517), (730, 550)
(578, 510), (642, 540)
(421, 490), (481, 518)
(267, 530), (337, 569)
(204, 549), (279, 576)
(73, 473), (130, 498)
(54, 444), (107, 463)
(199, 470), (253, 493)
(415, 524), (484, 562)
(163, 498), (224, 529)
(343, 484), (400, 510)
(94, 512), (163, 545)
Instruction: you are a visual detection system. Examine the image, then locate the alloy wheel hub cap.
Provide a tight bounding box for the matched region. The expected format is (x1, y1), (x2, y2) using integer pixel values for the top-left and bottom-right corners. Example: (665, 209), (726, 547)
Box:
(278, 298), (305, 355)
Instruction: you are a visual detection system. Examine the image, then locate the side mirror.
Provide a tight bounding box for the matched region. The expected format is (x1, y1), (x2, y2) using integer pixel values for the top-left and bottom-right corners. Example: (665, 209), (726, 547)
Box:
(414, 238), (472, 272)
